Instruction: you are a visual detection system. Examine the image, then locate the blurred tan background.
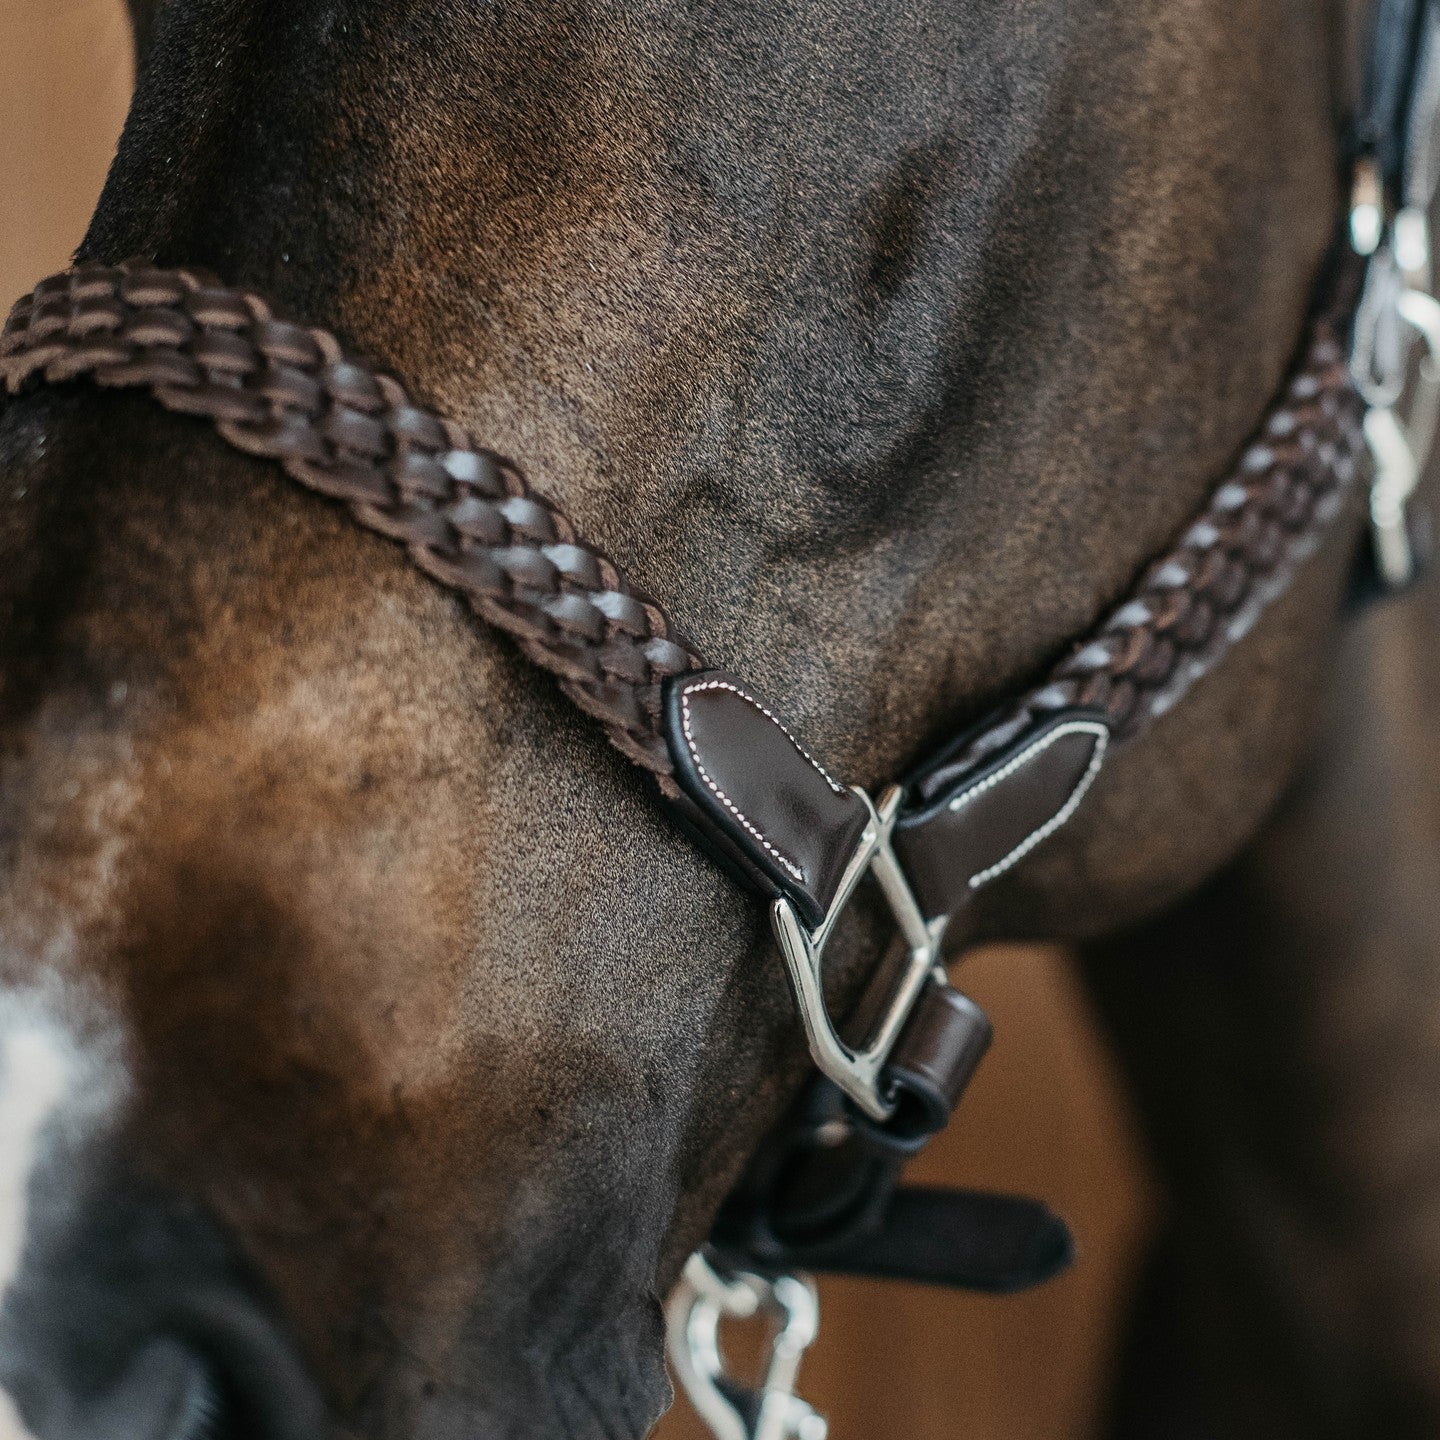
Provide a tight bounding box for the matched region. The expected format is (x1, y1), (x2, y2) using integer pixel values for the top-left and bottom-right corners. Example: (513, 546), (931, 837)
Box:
(0, 4), (1157, 1435)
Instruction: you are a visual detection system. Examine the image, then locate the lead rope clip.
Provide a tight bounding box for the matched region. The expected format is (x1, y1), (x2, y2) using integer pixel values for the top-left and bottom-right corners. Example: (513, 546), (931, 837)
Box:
(666, 1250), (827, 1440)
(1351, 151), (1440, 592)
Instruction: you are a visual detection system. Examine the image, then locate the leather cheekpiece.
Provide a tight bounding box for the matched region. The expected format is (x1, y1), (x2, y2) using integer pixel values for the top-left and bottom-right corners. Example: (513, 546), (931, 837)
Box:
(662, 670), (872, 929)
(894, 711), (1110, 921)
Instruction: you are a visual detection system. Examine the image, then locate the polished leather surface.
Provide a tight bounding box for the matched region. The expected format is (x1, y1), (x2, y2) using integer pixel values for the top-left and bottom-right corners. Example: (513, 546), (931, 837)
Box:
(795, 1187), (1074, 1294)
(713, 1075), (1073, 1293)
(662, 669), (872, 928)
(0, 68), (1395, 1301)
(886, 982), (994, 1136)
(894, 712), (1110, 921)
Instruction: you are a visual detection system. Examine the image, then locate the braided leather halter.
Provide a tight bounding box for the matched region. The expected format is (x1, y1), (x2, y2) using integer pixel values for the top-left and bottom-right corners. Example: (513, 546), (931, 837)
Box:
(0, 248), (1373, 1137)
(3, 1), (1438, 1428)
(0, 253), (1369, 1096)
(0, 260), (1360, 785)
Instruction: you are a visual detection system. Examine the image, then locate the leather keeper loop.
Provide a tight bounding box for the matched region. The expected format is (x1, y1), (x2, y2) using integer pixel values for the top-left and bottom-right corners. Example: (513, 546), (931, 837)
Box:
(880, 982), (994, 1140)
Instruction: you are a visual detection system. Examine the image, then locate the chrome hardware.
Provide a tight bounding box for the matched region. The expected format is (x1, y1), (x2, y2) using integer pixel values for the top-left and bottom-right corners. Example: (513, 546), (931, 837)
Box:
(770, 785), (947, 1123)
(666, 1251), (827, 1440)
(1351, 162), (1440, 592)
(1395, 204), (1434, 288)
(1366, 405), (1425, 587)
(1351, 156), (1385, 257)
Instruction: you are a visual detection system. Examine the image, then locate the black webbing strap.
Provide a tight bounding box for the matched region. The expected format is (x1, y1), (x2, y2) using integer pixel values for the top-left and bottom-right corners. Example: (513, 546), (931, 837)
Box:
(713, 1078), (1074, 1294)
(1359, 0), (1435, 199)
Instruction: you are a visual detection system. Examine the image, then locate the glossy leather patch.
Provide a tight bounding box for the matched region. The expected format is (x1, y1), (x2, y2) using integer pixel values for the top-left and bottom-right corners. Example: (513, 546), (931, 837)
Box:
(894, 714), (1109, 921)
(662, 670), (871, 928)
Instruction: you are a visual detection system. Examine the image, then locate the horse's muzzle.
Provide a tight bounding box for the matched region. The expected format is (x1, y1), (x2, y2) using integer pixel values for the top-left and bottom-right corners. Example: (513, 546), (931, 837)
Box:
(0, 1187), (329, 1440)
(2, 1336), (219, 1439)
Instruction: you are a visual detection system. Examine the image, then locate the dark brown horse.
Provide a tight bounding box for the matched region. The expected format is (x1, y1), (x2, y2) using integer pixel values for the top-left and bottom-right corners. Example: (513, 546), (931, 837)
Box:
(0, 1), (1426, 1437)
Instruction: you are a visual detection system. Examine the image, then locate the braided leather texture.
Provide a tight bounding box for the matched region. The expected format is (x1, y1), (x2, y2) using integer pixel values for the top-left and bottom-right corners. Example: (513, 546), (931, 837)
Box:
(0, 261), (704, 782)
(0, 258), (1364, 802)
(912, 296), (1367, 801)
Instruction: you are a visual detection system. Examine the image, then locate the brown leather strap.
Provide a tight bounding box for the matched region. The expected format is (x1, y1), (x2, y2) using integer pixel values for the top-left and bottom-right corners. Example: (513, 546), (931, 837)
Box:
(889, 293), (1363, 917)
(0, 262), (704, 782)
(907, 301), (1363, 778)
(662, 671), (874, 928)
(0, 256), (1363, 947)
(0, 245), (1370, 1297)
(663, 286), (1364, 928)
(895, 712), (1110, 921)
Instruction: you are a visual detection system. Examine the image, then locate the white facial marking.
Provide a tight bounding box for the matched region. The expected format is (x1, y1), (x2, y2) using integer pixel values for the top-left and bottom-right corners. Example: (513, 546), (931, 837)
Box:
(0, 988), (126, 1440)
(0, 1021), (73, 1302)
(0, 1027), (68, 1440)
(0, 1387), (38, 1440)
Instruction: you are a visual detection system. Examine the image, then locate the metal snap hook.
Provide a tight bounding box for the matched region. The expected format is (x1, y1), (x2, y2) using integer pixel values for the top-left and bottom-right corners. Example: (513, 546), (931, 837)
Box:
(666, 1251), (827, 1440)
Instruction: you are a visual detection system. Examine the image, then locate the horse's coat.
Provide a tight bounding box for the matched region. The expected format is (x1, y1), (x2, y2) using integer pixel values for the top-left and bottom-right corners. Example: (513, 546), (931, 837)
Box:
(1, 1), (1423, 1438)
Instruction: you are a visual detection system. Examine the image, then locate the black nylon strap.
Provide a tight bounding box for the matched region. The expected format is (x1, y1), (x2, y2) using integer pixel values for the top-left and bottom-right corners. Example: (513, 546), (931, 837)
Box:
(1360, 0), (1434, 197)
(801, 1188), (1074, 1295)
(713, 1079), (1074, 1294)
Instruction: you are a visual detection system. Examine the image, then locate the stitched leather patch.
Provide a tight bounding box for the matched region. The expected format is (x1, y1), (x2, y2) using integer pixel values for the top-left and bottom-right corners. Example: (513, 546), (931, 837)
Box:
(662, 671), (871, 927)
(894, 714), (1109, 921)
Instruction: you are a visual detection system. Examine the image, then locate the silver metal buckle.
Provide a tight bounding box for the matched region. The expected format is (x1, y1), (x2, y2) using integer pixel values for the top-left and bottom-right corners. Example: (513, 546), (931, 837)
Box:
(769, 785), (946, 1124)
(1351, 178), (1440, 591)
(666, 1251), (827, 1440)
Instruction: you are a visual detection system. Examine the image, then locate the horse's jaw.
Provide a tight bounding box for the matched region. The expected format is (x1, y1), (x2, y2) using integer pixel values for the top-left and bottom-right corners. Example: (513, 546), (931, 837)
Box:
(0, 387), (778, 1440)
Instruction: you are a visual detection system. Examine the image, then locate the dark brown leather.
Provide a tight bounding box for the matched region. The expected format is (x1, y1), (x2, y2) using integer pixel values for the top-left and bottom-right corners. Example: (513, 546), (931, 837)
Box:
(884, 981), (994, 1137)
(0, 262), (704, 783)
(1, 259), (1363, 916)
(1, 257), (1365, 922)
(662, 670), (872, 928)
(913, 293), (1365, 791)
(0, 245), (1371, 1304)
(894, 712), (1110, 921)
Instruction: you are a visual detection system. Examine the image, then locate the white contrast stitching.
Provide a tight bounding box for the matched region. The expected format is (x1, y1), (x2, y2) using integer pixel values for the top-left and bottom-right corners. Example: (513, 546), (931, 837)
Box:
(678, 678), (846, 884)
(947, 720), (1110, 890)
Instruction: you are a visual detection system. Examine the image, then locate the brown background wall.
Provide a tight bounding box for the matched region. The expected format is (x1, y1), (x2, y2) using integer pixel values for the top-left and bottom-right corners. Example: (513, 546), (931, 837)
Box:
(0, 5), (1155, 1435)
(0, 0), (133, 304)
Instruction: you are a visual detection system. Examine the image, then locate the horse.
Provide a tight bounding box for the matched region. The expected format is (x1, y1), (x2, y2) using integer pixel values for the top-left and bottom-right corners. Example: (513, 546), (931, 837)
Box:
(0, 0), (1424, 1436)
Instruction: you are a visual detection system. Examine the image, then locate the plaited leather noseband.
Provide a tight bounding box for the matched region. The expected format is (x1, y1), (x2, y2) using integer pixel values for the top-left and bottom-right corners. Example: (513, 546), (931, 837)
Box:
(0, 238), (1371, 1180)
(3, 0), (1439, 1429)
(0, 258), (1367, 1105)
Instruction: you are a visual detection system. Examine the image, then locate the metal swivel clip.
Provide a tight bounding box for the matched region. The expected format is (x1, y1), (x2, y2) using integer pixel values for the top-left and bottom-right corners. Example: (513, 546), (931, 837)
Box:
(665, 1251), (827, 1440)
(1351, 152), (1440, 591)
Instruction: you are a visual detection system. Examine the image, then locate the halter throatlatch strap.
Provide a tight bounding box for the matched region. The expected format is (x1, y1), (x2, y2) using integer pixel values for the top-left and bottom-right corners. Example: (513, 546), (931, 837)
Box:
(0, 247), (1367, 1288)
